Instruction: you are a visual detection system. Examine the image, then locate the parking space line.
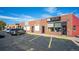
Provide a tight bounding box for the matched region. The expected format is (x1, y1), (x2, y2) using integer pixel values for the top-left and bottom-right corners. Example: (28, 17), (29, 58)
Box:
(29, 36), (40, 42)
(48, 36), (53, 48)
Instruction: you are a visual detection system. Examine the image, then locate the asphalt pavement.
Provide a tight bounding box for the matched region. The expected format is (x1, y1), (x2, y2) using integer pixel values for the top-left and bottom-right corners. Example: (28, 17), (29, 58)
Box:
(0, 31), (79, 51)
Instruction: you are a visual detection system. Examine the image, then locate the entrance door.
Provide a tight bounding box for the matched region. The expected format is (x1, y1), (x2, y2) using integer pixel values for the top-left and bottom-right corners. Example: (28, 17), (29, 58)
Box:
(61, 22), (67, 35)
(31, 26), (34, 32)
(41, 26), (45, 33)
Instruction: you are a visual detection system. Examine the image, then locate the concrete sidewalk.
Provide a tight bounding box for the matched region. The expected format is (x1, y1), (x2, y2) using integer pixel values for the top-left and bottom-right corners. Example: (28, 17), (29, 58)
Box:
(27, 32), (79, 46)
(71, 37), (79, 46)
(27, 32), (73, 40)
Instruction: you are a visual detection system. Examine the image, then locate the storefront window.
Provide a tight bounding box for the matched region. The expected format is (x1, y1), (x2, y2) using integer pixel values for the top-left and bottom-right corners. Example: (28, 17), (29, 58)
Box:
(54, 22), (61, 32)
(48, 27), (54, 32)
(48, 22), (62, 32)
(54, 27), (61, 32)
(50, 27), (54, 31)
(54, 22), (61, 27)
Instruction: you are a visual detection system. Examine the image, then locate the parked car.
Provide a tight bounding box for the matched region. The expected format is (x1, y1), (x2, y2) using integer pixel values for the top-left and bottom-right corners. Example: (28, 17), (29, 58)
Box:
(4, 29), (11, 33)
(10, 29), (26, 35)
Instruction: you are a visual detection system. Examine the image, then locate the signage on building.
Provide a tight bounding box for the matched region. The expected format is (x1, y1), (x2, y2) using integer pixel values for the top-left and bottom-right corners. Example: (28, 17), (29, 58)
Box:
(48, 22), (54, 27)
(54, 22), (61, 27)
(47, 17), (61, 22)
(47, 23), (54, 27)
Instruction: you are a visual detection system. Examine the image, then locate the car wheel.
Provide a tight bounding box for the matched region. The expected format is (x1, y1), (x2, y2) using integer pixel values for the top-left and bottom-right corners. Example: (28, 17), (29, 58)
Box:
(13, 31), (16, 34)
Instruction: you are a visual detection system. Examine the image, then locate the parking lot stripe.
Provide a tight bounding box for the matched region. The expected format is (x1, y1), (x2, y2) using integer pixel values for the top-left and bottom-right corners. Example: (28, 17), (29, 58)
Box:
(29, 36), (40, 42)
(48, 36), (53, 48)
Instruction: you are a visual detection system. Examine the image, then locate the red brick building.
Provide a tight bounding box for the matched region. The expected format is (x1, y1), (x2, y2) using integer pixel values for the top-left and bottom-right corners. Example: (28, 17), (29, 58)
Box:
(25, 14), (79, 36)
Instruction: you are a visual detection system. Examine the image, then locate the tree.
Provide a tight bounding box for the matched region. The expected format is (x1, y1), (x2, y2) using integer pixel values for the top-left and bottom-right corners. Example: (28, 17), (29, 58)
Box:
(0, 21), (6, 30)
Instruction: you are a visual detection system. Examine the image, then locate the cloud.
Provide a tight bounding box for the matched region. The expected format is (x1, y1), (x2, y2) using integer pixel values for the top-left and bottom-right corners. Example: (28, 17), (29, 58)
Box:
(57, 12), (72, 16)
(11, 13), (37, 21)
(12, 14), (33, 19)
(20, 15), (34, 19)
(42, 7), (63, 18)
(44, 7), (64, 16)
(24, 15), (33, 19)
(0, 15), (20, 20)
(45, 7), (57, 14)
(18, 15), (36, 22)
(44, 7), (71, 16)
(0, 15), (36, 22)
(57, 11), (64, 16)
(41, 14), (52, 18)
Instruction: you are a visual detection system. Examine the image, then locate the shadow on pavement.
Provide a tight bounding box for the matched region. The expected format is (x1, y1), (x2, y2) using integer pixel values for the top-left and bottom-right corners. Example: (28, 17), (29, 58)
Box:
(0, 35), (5, 38)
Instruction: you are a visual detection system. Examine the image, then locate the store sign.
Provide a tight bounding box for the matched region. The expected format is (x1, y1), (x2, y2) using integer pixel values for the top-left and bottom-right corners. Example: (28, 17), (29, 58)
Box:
(48, 23), (54, 27)
(51, 17), (61, 21)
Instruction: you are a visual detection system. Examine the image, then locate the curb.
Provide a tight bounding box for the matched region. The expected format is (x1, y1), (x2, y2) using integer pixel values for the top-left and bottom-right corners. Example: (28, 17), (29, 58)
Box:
(26, 32), (72, 40)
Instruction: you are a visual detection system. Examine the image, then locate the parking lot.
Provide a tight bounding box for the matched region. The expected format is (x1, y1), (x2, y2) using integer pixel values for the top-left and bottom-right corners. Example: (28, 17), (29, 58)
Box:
(0, 31), (79, 51)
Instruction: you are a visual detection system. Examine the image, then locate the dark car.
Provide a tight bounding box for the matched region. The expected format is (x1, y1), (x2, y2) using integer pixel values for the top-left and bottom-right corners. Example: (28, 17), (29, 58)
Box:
(10, 29), (26, 35)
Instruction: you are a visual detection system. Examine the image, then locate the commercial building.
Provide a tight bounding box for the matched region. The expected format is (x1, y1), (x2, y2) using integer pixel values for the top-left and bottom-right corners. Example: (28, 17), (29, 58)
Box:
(5, 23), (24, 29)
(25, 14), (79, 37)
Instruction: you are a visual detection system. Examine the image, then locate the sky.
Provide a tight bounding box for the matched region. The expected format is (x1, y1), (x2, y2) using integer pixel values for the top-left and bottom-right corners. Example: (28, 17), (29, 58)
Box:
(0, 7), (79, 24)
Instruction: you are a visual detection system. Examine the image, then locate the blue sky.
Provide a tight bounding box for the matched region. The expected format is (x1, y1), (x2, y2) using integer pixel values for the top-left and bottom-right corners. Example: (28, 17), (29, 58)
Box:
(0, 7), (79, 24)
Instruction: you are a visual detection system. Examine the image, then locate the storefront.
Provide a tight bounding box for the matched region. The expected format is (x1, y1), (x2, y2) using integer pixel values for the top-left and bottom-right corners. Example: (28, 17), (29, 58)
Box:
(25, 14), (79, 37)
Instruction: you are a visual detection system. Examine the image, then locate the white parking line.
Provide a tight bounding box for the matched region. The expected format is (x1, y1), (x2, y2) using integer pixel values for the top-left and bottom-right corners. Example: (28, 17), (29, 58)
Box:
(48, 36), (53, 48)
(29, 36), (40, 42)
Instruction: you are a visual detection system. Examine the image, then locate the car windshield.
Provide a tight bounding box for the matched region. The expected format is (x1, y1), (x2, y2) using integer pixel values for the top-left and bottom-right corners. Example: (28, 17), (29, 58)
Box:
(11, 29), (16, 30)
(7, 29), (10, 30)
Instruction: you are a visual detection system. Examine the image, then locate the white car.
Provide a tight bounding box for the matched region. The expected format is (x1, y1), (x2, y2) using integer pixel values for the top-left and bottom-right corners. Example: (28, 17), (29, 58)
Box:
(4, 29), (11, 33)
(10, 29), (26, 35)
